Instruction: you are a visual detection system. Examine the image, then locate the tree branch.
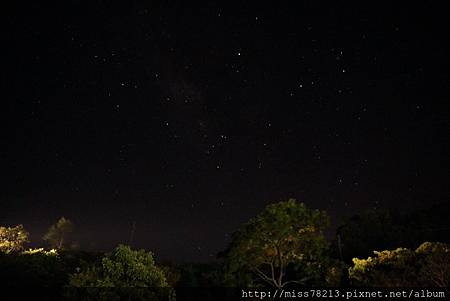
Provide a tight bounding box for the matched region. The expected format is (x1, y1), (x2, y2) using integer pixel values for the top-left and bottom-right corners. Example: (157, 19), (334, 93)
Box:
(281, 276), (314, 288)
(276, 245), (284, 288)
(253, 267), (277, 287)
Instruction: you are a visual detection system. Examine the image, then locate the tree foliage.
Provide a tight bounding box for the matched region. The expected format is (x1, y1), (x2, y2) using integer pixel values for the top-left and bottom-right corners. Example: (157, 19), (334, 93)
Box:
(69, 244), (171, 300)
(224, 199), (329, 288)
(0, 224), (29, 253)
(43, 217), (74, 249)
(349, 242), (450, 287)
(415, 242), (450, 287)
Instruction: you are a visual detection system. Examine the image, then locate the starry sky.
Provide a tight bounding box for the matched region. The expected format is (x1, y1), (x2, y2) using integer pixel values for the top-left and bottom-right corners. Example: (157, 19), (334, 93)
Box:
(2, 2), (448, 261)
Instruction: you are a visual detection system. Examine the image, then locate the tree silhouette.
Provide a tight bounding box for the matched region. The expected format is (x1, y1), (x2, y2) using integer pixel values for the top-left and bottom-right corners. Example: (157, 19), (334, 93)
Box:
(43, 217), (74, 249)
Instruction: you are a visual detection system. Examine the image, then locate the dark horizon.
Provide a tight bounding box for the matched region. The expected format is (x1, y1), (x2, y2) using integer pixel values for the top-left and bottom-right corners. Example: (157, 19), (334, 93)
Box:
(2, 2), (448, 262)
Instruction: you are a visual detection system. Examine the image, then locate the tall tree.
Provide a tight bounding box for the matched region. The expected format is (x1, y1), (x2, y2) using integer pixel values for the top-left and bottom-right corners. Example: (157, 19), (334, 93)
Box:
(43, 217), (74, 249)
(224, 199), (329, 288)
(0, 224), (29, 253)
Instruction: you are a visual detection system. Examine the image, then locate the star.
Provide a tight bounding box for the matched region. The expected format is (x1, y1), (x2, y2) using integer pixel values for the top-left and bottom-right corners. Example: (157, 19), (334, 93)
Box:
(5, 1), (444, 264)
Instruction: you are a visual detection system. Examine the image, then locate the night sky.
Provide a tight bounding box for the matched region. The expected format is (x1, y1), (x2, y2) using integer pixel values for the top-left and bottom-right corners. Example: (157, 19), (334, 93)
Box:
(2, 2), (448, 261)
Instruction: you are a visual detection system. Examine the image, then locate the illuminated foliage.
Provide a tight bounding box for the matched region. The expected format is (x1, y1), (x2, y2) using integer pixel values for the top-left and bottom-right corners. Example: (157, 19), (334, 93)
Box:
(22, 248), (58, 256)
(349, 242), (450, 287)
(224, 199), (329, 288)
(0, 245), (67, 288)
(43, 217), (74, 249)
(349, 247), (416, 286)
(0, 224), (29, 253)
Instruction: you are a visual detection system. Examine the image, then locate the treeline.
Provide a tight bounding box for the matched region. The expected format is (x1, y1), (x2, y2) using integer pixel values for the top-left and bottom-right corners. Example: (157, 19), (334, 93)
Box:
(0, 200), (449, 298)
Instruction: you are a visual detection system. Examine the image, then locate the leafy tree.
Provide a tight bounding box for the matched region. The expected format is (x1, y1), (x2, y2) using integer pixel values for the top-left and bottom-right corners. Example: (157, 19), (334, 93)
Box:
(416, 242), (450, 287)
(349, 247), (416, 286)
(224, 199), (329, 288)
(176, 262), (222, 287)
(349, 242), (450, 287)
(43, 217), (74, 249)
(0, 224), (29, 253)
(69, 244), (172, 300)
